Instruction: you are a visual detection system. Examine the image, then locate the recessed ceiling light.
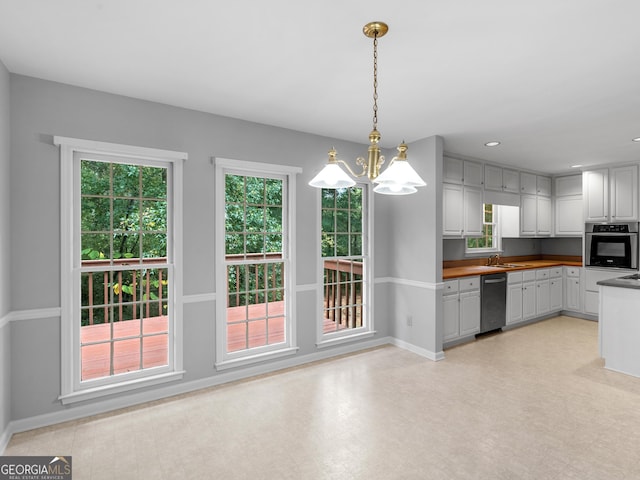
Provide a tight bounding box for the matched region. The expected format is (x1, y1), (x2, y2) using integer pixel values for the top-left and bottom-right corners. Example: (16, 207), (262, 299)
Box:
(571, 164), (583, 168)
(633, 137), (640, 142)
(484, 141), (501, 147)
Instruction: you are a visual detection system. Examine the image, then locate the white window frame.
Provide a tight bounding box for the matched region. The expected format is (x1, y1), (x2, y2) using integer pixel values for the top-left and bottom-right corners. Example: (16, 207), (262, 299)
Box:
(316, 182), (375, 348)
(465, 203), (502, 256)
(214, 158), (301, 370)
(56, 136), (186, 404)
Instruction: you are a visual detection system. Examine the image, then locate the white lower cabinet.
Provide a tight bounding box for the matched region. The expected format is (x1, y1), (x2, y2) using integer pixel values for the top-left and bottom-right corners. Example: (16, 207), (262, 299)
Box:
(443, 276), (481, 342)
(507, 268), (562, 325)
(564, 267), (582, 312)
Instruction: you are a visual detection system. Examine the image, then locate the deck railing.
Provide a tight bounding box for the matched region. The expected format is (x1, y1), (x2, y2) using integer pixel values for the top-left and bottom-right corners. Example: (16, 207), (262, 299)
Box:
(81, 255), (363, 329)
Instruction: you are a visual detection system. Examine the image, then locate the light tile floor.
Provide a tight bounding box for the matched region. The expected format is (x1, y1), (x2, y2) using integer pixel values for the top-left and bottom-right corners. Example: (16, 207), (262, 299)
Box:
(6, 315), (640, 479)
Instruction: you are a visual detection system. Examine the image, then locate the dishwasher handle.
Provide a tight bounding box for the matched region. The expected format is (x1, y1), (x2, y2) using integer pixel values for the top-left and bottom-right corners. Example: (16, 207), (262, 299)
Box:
(484, 278), (506, 284)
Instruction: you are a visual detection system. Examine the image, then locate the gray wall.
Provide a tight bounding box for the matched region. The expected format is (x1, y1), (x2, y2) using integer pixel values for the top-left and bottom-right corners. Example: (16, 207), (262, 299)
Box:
(443, 237), (582, 261)
(0, 61), (10, 442)
(386, 135), (443, 356)
(8, 74), (395, 421)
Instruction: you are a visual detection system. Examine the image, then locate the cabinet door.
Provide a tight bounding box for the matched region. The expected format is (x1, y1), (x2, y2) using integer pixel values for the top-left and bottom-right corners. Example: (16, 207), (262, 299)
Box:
(583, 169), (609, 221)
(522, 283), (537, 320)
(443, 157), (464, 184)
(555, 175), (582, 197)
(443, 294), (460, 341)
(463, 161), (484, 187)
(507, 283), (523, 325)
(536, 176), (552, 196)
(555, 195), (583, 235)
(484, 165), (503, 191)
(520, 195), (537, 236)
(503, 169), (520, 193)
(443, 184), (464, 236)
(464, 187), (483, 236)
(549, 278), (562, 311)
(610, 165), (638, 221)
(536, 279), (550, 315)
(520, 172), (537, 194)
(564, 276), (581, 311)
(536, 196), (552, 235)
(459, 291), (481, 336)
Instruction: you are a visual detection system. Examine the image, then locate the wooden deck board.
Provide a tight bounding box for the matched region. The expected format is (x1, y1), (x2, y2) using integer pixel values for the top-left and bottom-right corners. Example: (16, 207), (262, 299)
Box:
(81, 301), (348, 380)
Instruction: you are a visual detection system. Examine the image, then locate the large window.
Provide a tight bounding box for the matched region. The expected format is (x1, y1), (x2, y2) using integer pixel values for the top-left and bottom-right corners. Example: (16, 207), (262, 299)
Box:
(319, 186), (372, 343)
(215, 159), (300, 368)
(57, 137), (186, 404)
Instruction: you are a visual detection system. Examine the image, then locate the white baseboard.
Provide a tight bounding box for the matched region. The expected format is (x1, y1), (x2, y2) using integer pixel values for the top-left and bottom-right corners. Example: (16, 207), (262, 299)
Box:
(0, 423), (12, 456)
(390, 338), (445, 361)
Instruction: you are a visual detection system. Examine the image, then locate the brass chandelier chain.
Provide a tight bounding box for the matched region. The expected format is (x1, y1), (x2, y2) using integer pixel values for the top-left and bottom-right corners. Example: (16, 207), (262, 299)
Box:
(372, 32), (379, 131)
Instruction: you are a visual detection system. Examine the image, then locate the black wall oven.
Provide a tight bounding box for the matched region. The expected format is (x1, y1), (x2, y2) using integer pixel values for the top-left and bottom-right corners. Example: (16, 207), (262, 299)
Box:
(585, 222), (639, 269)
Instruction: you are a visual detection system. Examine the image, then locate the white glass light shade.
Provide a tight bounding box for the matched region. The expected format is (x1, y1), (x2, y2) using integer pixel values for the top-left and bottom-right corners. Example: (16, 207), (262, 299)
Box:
(309, 163), (356, 189)
(373, 183), (418, 195)
(373, 159), (426, 187)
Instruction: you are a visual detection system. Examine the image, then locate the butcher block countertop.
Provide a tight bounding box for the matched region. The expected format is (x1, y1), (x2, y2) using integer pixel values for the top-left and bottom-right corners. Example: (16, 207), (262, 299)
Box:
(443, 255), (582, 280)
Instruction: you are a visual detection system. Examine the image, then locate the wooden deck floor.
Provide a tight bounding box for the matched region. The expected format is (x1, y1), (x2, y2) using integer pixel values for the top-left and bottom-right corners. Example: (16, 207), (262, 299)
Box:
(81, 301), (345, 381)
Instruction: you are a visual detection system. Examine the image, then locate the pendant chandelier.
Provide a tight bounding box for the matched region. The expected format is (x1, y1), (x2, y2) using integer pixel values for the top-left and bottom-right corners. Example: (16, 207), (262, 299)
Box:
(309, 21), (426, 195)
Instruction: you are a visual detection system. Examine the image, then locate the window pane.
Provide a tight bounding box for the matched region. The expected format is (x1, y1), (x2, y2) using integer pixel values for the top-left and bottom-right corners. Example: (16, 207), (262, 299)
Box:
(141, 166), (167, 199)
(113, 198), (140, 232)
(113, 164), (140, 197)
(81, 233), (110, 260)
(81, 197), (111, 232)
(81, 160), (110, 196)
(245, 176), (264, 204)
(265, 178), (282, 205)
(142, 200), (167, 231)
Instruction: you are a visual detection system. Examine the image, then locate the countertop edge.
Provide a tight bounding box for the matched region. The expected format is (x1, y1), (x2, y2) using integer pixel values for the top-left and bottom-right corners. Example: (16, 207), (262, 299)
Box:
(443, 261), (583, 280)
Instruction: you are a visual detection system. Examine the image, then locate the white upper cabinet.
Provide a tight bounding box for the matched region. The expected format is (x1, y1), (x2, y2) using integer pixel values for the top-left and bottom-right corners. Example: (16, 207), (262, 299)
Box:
(443, 183), (464, 236)
(583, 166), (638, 222)
(610, 165), (638, 221)
(442, 184), (483, 237)
(503, 169), (520, 193)
(464, 161), (484, 187)
(555, 174), (582, 196)
(463, 187), (484, 236)
(583, 169), (609, 221)
(443, 157), (464, 184)
(520, 172), (537, 194)
(483, 164), (503, 191)
(554, 174), (583, 236)
(536, 176), (551, 196)
(443, 157), (483, 187)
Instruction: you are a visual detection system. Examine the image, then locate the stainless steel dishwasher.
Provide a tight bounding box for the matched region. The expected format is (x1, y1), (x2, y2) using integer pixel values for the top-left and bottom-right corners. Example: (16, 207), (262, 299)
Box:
(480, 273), (507, 334)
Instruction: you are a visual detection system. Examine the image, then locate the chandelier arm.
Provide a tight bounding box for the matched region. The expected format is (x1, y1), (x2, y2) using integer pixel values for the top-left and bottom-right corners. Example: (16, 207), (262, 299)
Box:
(337, 158), (368, 178)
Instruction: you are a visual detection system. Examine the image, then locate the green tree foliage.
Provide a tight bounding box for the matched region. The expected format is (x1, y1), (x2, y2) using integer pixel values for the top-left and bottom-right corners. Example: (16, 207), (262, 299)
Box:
(321, 187), (363, 258)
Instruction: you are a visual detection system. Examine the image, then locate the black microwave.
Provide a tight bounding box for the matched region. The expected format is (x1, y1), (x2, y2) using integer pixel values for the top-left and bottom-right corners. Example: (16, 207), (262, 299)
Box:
(585, 223), (639, 269)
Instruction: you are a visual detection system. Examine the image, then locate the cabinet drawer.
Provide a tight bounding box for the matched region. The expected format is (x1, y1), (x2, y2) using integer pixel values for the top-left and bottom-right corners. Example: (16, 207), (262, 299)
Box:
(549, 268), (562, 278)
(507, 271), (523, 284)
(565, 267), (581, 278)
(536, 269), (550, 280)
(443, 280), (459, 295)
(523, 270), (536, 282)
(459, 276), (480, 292)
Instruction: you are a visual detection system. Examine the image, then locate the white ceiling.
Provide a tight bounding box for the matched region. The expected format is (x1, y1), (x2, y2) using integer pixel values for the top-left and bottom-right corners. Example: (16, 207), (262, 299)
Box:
(1, 0), (640, 174)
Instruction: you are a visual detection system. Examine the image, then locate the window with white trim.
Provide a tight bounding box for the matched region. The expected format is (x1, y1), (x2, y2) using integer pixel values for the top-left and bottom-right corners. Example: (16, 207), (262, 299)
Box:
(56, 137), (186, 404)
(318, 185), (372, 344)
(215, 158), (300, 369)
(466, 203), (501, 254)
